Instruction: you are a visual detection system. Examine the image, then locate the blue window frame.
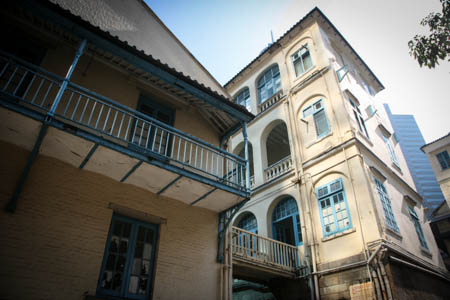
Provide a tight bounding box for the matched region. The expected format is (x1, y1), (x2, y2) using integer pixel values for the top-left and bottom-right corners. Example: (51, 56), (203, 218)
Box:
(374, 178), (399, 233)
(347, 96), (369, 139)
(437, 151), (450, 170)
(257, 64), (281, 103)
(408, 206), (429, 250)
(302, 99), (330, 138)
(272, 197), (302, 246)
(237, 213), (258, 233)
(97, 214), (158, 300)
(291, 44), (313, 78)
(316, 178), (352, 237)
(382, 135), (399, 168)
(234, 88), (251, 112)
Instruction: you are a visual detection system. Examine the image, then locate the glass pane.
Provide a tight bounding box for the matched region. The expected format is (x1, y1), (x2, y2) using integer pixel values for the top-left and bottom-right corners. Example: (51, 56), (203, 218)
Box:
(112, 272), (122, 291)
(294, 59), (304, 77)
(123, 223), (132, 238)
(303, 51), (313, 70)
(101, 271), (113, 289)
(142, 260), (150, 275)
(135, 242), (144, 258)
(113, 222), (123, 236)
(314, 109), (329, 137)
(110, 237), (119, 253)
(129, 275), (139, 294)
(119, 239), (128, 254)
(138, 227), (146, 242)
(106, 254), (116, 271)
(117, 255), (126, 272)
(132, 258), (142, 275)
(139, 278), (148, 295)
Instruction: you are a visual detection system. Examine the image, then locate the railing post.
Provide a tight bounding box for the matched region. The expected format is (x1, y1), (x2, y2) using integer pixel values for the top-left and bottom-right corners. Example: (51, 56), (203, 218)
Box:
(242, 122), (250, 191)
(48, 39), (87, 116)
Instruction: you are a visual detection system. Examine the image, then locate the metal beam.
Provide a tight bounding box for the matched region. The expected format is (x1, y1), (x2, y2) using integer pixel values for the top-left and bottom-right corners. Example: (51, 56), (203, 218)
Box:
(120, 161), (143, 183)
(190, 188), (217, 206)
(157, 175), (182, 195)
(79, 143), (98, 169)
(5, 123), (49, 213)
(217, 198), (250, 263)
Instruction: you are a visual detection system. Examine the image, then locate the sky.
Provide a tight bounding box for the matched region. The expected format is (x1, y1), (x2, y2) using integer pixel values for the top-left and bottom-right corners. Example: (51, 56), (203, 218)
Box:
(148, 0), (449, 143)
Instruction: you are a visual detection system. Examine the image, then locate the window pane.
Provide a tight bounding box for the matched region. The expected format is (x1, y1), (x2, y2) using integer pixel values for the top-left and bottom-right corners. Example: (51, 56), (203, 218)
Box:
(294, 58), (304, 77)
(302, 51), (313, 70)
(314, 109), (329, 137)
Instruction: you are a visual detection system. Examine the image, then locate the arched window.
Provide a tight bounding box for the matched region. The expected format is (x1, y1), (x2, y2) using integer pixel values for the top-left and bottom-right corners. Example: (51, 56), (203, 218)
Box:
(272, 197), (302, 246)
(237, 213), (258, 233)
(257, 65), (281, 103)
(234, 88), (251, 112)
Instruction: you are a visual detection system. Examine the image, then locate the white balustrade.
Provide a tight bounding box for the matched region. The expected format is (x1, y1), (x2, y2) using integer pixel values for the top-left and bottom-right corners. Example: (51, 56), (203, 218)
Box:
(264, 155), (292, 181)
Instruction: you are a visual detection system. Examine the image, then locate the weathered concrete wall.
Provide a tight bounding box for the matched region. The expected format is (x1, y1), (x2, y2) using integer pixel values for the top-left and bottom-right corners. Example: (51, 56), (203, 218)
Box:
(0, 141), (221, 300)
(387, 262), (450, 300)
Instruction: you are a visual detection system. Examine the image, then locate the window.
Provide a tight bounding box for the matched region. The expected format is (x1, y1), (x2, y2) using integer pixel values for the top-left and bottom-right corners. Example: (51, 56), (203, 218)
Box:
(374, 178), (399, 232)
(302, 99), (330, 138)
(97, 214), (158, 300)
(291, 44), (313, 77)
(347, 96), (369, 138)
(234, 88), (251, 112)
(257, 64), (281, 103)
(237, 213), (258, 233)
(272, 197), (302, 246)
(132, 95), (175, 155)
(437, 151), (450, 170)
(408, 206), (429, 250)
(383, 135), (399, 167)
(316, 178), (352, 237)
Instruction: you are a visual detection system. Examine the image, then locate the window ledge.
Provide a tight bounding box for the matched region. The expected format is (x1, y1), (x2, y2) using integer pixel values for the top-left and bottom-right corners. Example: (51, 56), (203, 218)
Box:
(321, 227), (356, 242)
(292, 65), (316, 83)
(356, 131), (373, 146)
(420, 247), (432, 258)
(385, 226), (403, 240)
(306, 131), (333, 149)
(391, 162), (402, 173)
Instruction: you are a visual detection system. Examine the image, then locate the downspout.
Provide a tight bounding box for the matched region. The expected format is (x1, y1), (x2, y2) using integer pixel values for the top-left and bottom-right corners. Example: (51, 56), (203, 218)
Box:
(242, 122), (250, 192)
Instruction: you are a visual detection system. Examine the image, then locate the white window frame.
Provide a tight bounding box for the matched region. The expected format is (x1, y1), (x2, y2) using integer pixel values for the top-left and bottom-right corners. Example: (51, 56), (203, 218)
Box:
(234, 87), (251, 112)
(302, 99), (330, 138)
(291, 44), (314, 78)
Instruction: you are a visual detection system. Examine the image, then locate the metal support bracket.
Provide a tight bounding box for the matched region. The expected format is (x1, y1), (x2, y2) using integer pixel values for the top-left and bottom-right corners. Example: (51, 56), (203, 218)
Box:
(217, 198), (250, 263)
(79, 143), (99, 169)
(120, 161), (143, 183)
(5, 123), (49, 213)
(157, 175), (183, 195)
(190, 188), (216, 206)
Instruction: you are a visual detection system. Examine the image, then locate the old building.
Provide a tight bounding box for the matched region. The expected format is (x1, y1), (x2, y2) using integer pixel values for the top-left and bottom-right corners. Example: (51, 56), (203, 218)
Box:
(0, 1), (253, 300)
(422, 133), (450, 272)
(223, 7), (450, 300)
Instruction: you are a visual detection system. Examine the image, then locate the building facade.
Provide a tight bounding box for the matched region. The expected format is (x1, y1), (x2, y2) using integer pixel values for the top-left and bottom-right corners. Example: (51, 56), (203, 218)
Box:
(0, 1), (253, 300)
(223, 7), (450, 300)
(384, 104), (445, 216)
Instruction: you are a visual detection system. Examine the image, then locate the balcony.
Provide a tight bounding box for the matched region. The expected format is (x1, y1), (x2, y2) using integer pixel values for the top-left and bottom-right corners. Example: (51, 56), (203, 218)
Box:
(264, 155), (293, 181)
(258, 90), (284, 114)
(0, 52), (249, 212)
(231, 226), (309, 279)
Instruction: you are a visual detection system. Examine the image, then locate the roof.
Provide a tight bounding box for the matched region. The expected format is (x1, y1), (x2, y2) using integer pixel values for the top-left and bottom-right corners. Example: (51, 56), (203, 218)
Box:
(40, 0), (253, 121)
(421, 132), (450, 152)
(224, 7), (384, 92)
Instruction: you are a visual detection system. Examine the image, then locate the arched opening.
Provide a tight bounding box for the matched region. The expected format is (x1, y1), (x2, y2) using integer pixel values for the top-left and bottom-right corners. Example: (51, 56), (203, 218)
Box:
(257, 64), (281, 103)
(235, 212), (258, 234)
(272, 197), (302, 246)
(234, 142), (255, 188)
(266, 122), (290, 166)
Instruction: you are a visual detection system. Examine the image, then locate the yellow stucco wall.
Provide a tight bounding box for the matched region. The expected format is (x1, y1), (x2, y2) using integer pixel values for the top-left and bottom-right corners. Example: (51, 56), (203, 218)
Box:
(0, 141), (221, 300)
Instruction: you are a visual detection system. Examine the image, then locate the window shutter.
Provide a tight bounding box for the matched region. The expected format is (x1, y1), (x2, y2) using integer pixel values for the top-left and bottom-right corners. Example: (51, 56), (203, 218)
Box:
(314, 109), (329, 137)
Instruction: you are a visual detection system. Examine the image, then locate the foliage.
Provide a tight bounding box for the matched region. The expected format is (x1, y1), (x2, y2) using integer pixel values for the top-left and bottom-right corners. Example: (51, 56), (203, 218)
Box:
(408, 0), (450, 68)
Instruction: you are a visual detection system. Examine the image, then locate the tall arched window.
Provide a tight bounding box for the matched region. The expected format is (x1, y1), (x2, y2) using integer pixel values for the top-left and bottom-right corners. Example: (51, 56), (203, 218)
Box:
(237, 212), (258, 233)
(257, 65), (281, 103)
(272, 197), (302, 246)
(234, 88), (251, 112)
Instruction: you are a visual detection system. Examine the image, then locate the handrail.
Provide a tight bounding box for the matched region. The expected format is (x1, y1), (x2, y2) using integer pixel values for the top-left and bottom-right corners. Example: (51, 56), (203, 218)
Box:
(0, 52), (247, 190)
(264, 155), (293, 181)
(231, 226), (308, 275)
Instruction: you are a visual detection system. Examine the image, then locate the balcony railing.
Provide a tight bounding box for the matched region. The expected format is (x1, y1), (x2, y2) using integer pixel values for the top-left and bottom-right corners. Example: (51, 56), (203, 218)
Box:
(264, 155), (293, 181)
(258, 90), (284, 114)
(0, 52), (247, 191)
(231, 226), (308, 276)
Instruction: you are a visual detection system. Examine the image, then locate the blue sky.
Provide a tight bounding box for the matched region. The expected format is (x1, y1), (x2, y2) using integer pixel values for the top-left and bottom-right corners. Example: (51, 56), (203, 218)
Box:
(148, 0), (449, 143)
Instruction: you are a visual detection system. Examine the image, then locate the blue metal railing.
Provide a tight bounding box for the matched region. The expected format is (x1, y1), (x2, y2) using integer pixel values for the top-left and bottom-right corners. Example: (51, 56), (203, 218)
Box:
(0, 52), (247, 191)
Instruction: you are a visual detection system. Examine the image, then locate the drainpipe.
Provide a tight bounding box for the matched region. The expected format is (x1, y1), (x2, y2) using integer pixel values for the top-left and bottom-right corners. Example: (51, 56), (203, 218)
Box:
(242, 122), (250, 192)
(378, 257), (393, 300)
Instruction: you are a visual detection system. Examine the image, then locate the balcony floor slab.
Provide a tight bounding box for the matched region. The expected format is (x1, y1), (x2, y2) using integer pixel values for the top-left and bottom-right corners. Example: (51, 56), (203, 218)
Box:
(0, 108), (41, 151)
(194, 188), (243, 212)
(161, 176), (213, 205)
(40, 127), (94, 168)
(125, 162), (180, 194)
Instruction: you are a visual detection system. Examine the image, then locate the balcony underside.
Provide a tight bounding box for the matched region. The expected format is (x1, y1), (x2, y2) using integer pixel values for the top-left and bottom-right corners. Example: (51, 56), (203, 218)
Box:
(0, 105), (247, 212)
(233, 256), (297, 282)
